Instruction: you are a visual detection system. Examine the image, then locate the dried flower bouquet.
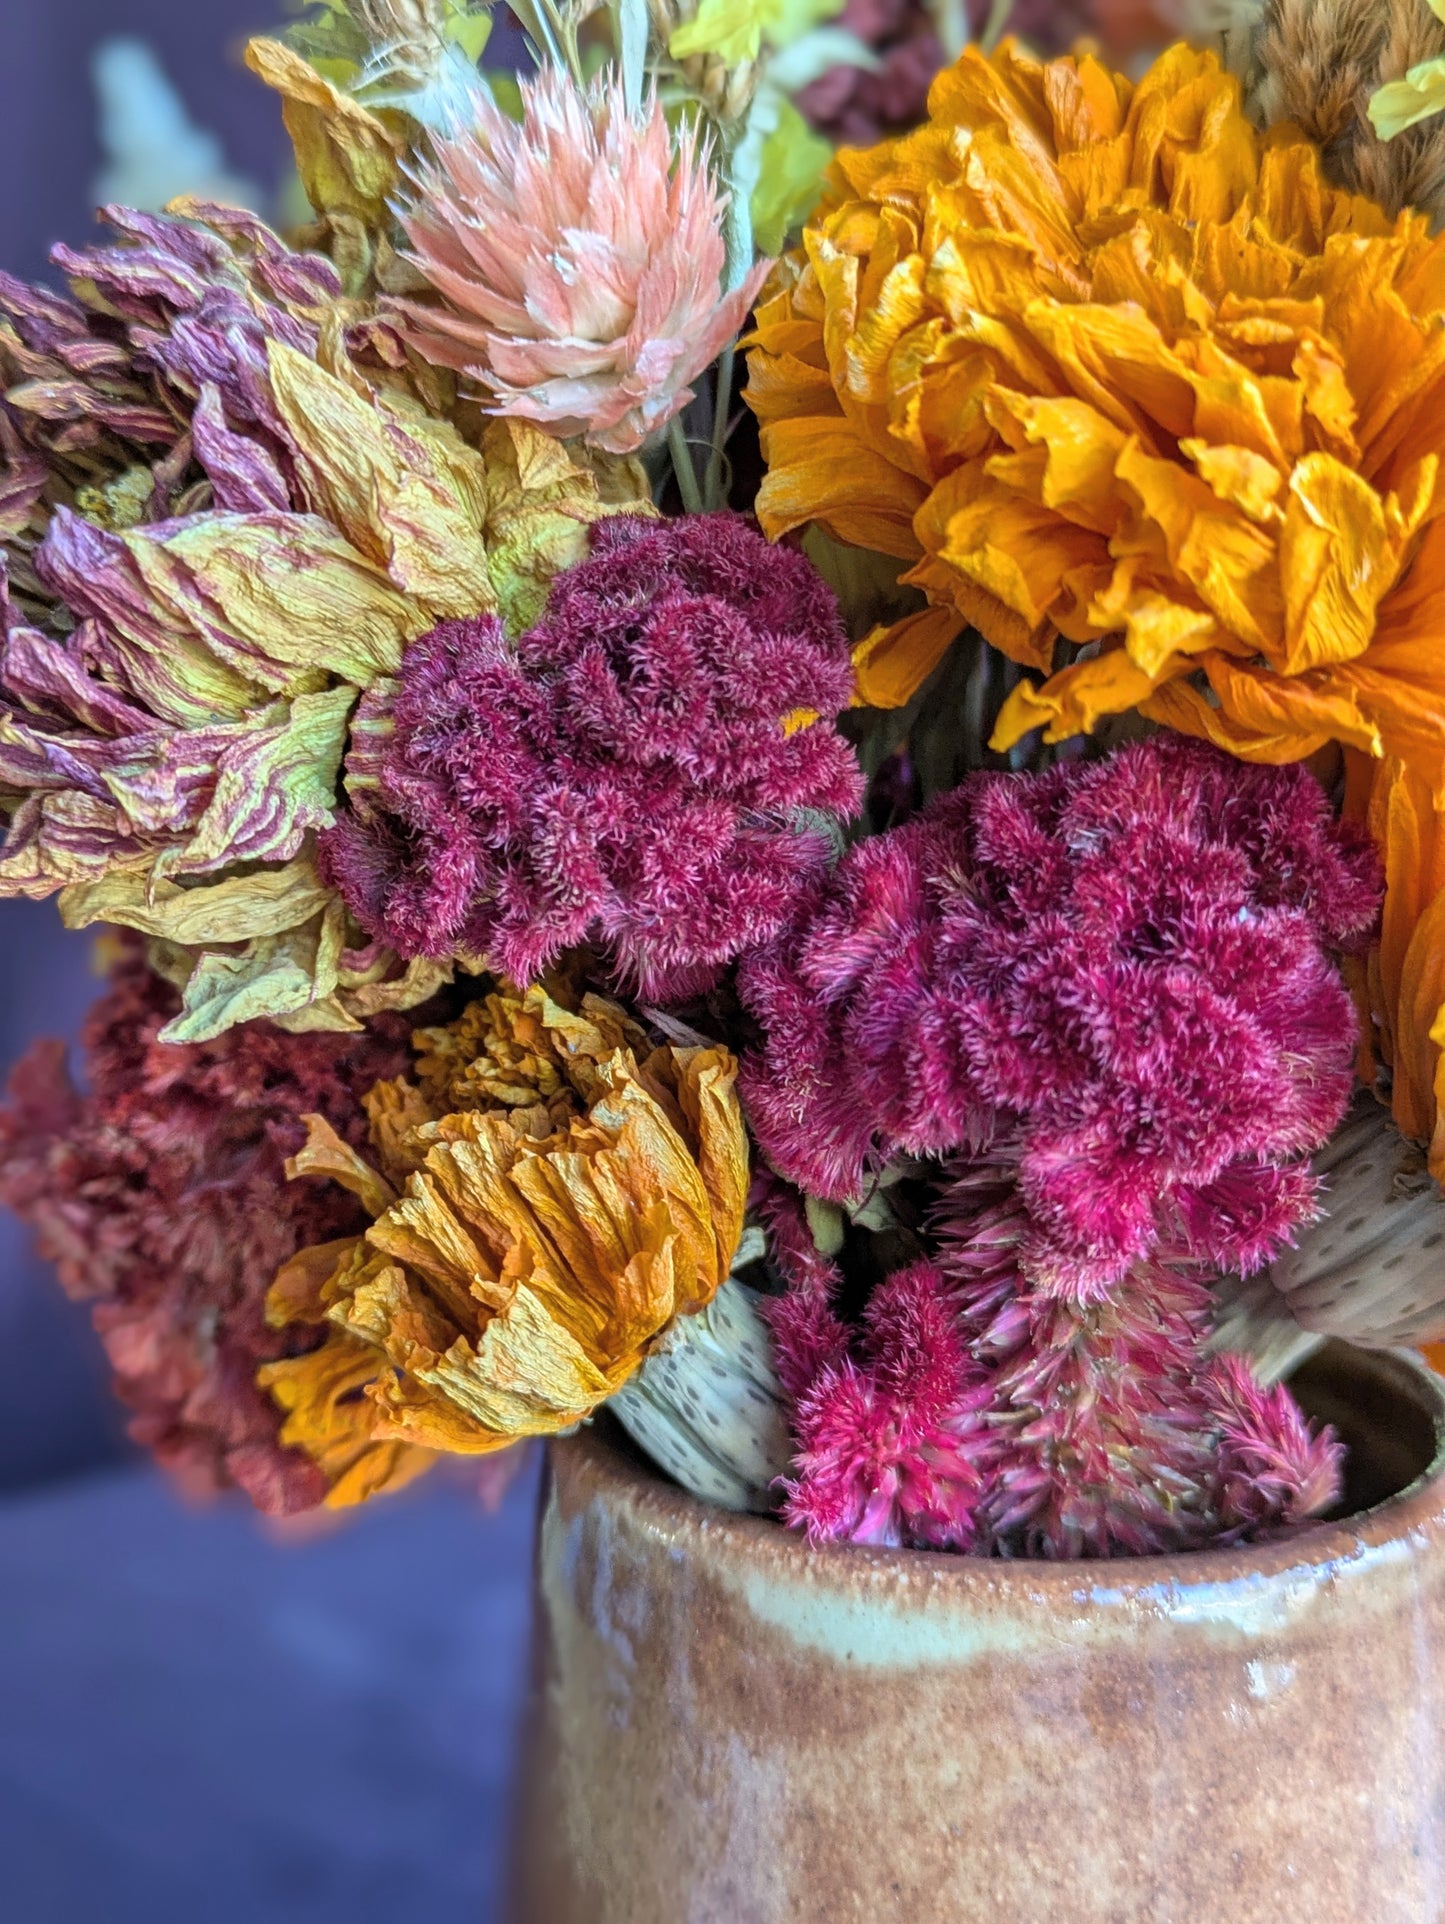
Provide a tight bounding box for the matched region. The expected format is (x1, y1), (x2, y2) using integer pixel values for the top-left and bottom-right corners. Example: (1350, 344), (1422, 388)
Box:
(3, 0), (1445, 1560)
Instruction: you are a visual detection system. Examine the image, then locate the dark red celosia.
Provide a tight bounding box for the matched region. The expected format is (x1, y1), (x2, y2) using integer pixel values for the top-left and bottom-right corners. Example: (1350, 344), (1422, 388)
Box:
(765, 1160), (1343, 1558)
(0, 940), (423, 1514)
(320, 512), (863, 1000)
(738, 737), (1382, 1296)
(796, 0), (945, 147)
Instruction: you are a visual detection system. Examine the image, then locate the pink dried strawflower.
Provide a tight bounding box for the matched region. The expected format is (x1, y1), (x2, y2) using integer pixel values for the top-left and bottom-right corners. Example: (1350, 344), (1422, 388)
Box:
(739, 736), (1381, 1292)
(321, 513), (864, 998)
(0, 938), (429, 1514)
(395, 71), (770, 454)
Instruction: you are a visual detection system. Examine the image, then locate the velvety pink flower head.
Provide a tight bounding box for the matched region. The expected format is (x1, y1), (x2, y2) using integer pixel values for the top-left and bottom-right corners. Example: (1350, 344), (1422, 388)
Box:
(0, 938), (432, 1515)
(763, 1159), (1343, 1558)
(395, 71), (770, 453)
(321, 513), (864, 999)
(739, 736), (1382, 1295)
(784, 1261), (987, 1550)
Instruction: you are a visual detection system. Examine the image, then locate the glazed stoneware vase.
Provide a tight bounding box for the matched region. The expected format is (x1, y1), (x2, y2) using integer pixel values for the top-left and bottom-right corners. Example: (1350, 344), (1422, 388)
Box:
(513, 1342), (1445, 1924)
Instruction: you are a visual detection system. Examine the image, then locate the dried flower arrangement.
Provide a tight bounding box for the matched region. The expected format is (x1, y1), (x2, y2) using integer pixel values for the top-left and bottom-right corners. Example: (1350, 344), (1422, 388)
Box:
(3, 0), (1444, 1563)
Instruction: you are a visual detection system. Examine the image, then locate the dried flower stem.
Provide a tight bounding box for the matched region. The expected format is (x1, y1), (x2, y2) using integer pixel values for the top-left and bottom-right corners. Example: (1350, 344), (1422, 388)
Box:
(668, 414), (704, 512)
(978, 0), (1014, 53)
(704, 343), (736, 509)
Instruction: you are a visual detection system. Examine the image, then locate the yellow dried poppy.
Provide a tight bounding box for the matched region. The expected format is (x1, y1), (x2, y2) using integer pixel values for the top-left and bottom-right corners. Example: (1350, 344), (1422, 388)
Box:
(260, 983), (750, 1506)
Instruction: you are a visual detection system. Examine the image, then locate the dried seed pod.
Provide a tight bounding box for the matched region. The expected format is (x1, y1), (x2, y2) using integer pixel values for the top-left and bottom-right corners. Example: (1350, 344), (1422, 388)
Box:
(609, 1259), (793, 1513)
(1265, 1092), (1445, 1348)
(1208, 0), (1445, 223)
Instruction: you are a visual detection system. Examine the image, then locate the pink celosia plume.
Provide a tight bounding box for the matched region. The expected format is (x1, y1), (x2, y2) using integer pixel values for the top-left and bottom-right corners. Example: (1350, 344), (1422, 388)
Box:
(763, 1157), (1344, 1559)
(739, 737), (1382, 1294)
(395, 71), (769, 453)
(320, 513), (864, 999)
(783, 1262), (987, 1551)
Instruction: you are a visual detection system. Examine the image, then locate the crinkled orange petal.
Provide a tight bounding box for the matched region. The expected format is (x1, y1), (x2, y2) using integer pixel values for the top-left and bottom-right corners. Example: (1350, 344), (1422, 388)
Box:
(852, 605), (967, 709)
(286, 1113), (397, 1218)
(992, 647), (1177, 749)
(257, 1333), (437, 1508)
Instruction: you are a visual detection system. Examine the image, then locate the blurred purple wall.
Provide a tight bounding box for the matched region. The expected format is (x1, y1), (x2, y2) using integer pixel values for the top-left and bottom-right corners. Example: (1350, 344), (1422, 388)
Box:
(2, 0), (291, 283)
(0, 0), (293, 1486)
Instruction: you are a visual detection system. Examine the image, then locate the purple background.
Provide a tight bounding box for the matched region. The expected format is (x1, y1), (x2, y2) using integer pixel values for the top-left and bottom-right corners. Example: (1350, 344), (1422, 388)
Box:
(0, 8), (536, 1917)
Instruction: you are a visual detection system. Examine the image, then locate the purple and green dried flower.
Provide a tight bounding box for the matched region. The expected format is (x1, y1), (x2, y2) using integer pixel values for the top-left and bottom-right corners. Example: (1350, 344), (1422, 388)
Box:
(0, 204), (643, 1040)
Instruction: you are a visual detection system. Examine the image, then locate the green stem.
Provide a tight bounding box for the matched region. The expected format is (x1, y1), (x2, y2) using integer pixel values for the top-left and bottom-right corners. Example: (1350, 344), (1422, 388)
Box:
(704, 343), (735, 511)
(979, 0), (1015, 53)
(929, 0), (968, 60)
(668, 415), (704, 514)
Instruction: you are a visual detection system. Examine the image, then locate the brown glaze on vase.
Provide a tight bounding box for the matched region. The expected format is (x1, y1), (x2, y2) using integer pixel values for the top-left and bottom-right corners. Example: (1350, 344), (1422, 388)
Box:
(512, 1343), (1445, 1924)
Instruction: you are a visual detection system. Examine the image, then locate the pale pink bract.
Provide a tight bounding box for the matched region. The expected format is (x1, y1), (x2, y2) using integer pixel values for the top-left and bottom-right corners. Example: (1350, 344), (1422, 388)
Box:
(395, 71), (769, 453)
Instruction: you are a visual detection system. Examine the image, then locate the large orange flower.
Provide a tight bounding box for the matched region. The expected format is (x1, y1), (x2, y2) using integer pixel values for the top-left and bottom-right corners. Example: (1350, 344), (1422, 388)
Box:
(745, 38), (1445, 785)
(259, 982), (749, 1506)
(1347, 754), (1445, 1186)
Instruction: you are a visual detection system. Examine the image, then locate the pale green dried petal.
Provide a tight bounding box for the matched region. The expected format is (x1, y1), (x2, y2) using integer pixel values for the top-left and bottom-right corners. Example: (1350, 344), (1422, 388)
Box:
(265, 342), (497, 623)
(58, 853), (332, 944)
(158, 896), (351, 1043)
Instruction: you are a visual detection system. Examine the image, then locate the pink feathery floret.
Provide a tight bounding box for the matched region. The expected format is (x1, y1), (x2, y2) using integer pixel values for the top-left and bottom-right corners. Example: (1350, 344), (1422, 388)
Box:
(929, 1160), (1343, 1557)
(738, 736), (1382, 1294)
(783, 1262), (987, 1552)
(320, 512), (865, 1000)
(395, 70), (770, 454)
(752, 1173), (853, 1401)
(0, 936), (433, 1515)
(773, 1154), (1343, 1560)
(1206, 1351), (1346, 1536)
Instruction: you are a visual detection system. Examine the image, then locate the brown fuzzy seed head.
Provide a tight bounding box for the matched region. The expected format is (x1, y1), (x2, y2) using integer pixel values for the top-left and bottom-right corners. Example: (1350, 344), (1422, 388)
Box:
(1210, 0), (1445, 223)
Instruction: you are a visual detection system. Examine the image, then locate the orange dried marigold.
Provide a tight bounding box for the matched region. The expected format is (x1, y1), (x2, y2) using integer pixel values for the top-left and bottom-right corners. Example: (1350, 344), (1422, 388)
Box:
(259, 983), (749, 1506)
(745, 38), (1445, 787)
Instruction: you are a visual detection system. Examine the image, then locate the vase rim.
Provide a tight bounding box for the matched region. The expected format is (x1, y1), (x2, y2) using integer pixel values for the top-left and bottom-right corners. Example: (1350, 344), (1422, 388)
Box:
(558, 1341), (1445, 1606)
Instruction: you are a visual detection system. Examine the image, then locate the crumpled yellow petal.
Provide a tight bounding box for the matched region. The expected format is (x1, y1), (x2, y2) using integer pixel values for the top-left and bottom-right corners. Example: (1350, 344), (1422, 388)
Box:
(244, 38), (403, 227)
(266, 342), (497, 623)
(287, 1114), (399, 1219)
(261, 984), (750, 1502)
(258, 1330), (438, 1508)
(477, 420), (654, 635)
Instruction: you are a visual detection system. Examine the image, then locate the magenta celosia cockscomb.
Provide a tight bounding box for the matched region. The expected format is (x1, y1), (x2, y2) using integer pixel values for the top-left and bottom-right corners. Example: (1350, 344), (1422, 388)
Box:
(782, 1261), (988, 1551)
(760, 1164), (1343, 1559)
(739, 736), (1382, 1295)
(395, 70), (770, 453)
(320, 512), (864, 998)
(932, 1158), (1342, 1557)
(0, 938), (442, 1515)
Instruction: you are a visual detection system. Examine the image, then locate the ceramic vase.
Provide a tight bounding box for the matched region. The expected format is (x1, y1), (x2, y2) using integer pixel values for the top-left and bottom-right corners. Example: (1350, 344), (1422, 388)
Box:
(513, 1342), (1445, 1924)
